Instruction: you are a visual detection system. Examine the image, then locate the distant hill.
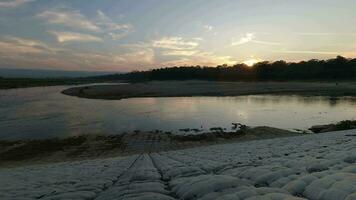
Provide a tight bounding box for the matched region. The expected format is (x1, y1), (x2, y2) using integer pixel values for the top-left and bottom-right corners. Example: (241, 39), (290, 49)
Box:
(0, 68), (118, 78)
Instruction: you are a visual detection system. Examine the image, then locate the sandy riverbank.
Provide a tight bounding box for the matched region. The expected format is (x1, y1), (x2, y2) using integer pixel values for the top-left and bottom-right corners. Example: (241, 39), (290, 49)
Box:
(62, 81), (356, 99)
(0, 126), (298, 168)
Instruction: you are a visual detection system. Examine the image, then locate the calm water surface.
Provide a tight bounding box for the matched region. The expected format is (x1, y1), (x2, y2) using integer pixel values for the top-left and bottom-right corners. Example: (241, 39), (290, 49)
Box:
(1, 85), (356, 140)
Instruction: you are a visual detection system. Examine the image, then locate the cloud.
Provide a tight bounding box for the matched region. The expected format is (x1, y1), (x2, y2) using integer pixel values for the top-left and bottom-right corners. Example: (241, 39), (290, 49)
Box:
(0, 36), (154, 71)
(195, 52), (237, 65)
(252, 40), (284, 46)
(0, 34), (155, 71)
(0, 36), (54, 54)
(296, 32), (356, 36)
(96, 10), (133, 40)
(0, 40), (43, 54)
(120, 42), (151, 49)
(162, 50), (199, 56)
(153, 37), (200, 50)
(0, 35), (237, 71)
(231, 33), (255, 46)
(151, 36), (235, 66)
(49, 31), (103, 43)
(204, 25), (213, 32)
(161, 51), (236, 67)
(0, 0), (34, 8)
(73, 44), (155, 71)
(230, 33), (283, 47)
(96, 10), (131, 31)
(203, 25), (218, 35)
(0, 36), (78, 70)
(152, 36), (207, 60)
(114, 48), (154, 65)
(38, 10), (101, 31)
(276, 50), (340, 55)
(118, 39), (236, 68)
(38, 9), (133, 40)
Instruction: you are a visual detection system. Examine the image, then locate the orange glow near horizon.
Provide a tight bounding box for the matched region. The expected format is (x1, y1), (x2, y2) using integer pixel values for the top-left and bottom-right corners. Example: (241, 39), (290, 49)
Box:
(243, 59), (260, 67)
(1, 1), (355, 71)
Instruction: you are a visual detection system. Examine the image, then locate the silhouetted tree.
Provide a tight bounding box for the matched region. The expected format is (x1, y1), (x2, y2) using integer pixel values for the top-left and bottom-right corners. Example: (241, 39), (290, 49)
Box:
(93, 56), (356, 82)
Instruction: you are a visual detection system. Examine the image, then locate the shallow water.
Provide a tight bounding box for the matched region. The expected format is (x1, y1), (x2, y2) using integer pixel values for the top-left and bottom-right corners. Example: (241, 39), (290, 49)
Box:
(1, 85), (356, 140)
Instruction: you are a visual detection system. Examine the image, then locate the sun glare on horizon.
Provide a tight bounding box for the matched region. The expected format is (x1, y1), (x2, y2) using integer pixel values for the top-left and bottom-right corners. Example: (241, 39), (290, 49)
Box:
(0, 0), (355, 72)
(243, 59), (260, 67)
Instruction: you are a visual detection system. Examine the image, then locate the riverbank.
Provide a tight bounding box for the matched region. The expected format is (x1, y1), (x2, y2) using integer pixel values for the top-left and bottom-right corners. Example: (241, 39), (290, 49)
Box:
(1, 129), (355, 199)
(309, 120), (356, 133)
(0, 126), (298, 168)
(0, 78), (114, 89)
(62, 80), (356, 100)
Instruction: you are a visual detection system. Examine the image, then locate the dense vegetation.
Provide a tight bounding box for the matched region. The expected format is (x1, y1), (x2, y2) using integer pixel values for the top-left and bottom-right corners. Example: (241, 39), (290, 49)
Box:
(309, 120), (356, 133)
(2, 56), (356, 89)
(96, 56), (356, 81)
(335, 120), (356, 131)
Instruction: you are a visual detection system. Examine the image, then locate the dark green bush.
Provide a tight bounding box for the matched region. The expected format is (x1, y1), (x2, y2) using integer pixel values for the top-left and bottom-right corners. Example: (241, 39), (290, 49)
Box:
(335, 120), (356, 130)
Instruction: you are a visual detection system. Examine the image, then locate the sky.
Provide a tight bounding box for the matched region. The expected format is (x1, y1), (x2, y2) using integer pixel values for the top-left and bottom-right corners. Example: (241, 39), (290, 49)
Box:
(0, 0), (356, 72)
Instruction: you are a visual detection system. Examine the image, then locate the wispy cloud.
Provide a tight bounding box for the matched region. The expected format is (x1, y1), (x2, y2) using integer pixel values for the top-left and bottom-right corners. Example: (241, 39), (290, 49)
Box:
(275, 50), (340, 55)
(161, 51), (236, 67)
(204, 25), (213, 32)
(0, 36), (54, 54)
(96, 10), (133, 40)
(0, 35), (154, 71)
(124, 37), (233, 67)
(49, 31), (102, 43)
(162, 50), (199, 56)
(0, 36), (73, 70)
(152, 36), (205, 59)
(153, 37), (200, 50)
(120, 42), (151, 49)
(252, 40), (284, 46)
(38, 10), (100, 31)
(76, 46), (155, 71)
(113, 48), (154, 66)
(0, 0), (34, 8)
(38, 9), (133, 40)
(231, 33), (255, 46)
(85, 43), (156, 70)
(203, 25), (218, 35)
(297, 32), (356, 36)
(230, 33), (283, 47)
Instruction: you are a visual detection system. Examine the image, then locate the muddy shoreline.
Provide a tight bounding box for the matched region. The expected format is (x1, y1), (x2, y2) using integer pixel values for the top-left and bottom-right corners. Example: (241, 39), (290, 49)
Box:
(62, 81), (356, 100)
(0, 126), (299, 168)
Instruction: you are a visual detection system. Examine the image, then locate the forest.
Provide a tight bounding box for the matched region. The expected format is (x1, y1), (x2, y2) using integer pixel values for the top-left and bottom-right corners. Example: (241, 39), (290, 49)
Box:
(96, 56), (356, 81)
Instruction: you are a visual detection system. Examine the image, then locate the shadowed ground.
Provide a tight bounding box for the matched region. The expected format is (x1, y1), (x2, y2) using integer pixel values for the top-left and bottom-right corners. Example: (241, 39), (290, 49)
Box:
(0, 126), (297, 168)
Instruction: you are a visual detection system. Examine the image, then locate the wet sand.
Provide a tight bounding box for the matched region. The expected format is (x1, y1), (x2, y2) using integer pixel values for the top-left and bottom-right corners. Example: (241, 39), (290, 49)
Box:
(62, 81), (356, 100)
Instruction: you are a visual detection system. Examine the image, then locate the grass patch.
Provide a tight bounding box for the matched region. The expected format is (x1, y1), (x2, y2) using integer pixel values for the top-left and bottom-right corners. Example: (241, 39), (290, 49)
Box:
(0, 135), (123, 162)
(0, 136), (88, 161)
(335, 120), (356, 131)
(172, 126), (249, 142)
(309, 120), (356, 133)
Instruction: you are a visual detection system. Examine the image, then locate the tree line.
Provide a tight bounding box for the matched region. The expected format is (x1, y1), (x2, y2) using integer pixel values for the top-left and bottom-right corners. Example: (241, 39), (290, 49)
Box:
(95, 56), (356, 81)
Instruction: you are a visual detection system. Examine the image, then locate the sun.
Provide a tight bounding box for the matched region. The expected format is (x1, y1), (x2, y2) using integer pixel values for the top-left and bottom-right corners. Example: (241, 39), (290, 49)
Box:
(243, 58), (260, 67)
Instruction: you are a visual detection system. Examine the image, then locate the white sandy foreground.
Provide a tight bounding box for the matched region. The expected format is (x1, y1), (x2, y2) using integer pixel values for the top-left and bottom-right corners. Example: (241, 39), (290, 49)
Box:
(1, 130), (356, 200)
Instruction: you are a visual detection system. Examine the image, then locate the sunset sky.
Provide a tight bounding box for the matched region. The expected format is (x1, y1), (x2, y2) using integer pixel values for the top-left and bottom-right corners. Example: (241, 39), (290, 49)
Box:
(0, 0), (356, 72)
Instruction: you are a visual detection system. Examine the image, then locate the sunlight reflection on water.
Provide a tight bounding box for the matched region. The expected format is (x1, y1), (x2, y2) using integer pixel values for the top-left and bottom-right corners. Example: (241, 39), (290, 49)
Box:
(0, 85), (356, 139)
